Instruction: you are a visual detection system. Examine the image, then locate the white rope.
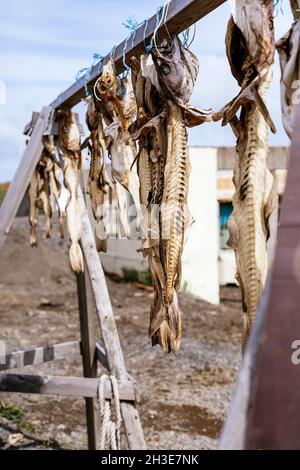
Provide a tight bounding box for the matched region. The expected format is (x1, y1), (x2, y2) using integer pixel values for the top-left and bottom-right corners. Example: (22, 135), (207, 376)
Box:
(97, 374), (122, 450)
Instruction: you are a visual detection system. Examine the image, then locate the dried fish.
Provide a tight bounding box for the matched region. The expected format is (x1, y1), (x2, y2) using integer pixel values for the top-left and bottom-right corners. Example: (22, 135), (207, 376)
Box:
(276, 0), (300, 138)
(213, 0), (277, 350)
(85, 96), (111, 252)
(131, 36), (211, 353)
(95, 61), (140, 237)
(57, 107), (84, 273)
(28, 136), (63, 246)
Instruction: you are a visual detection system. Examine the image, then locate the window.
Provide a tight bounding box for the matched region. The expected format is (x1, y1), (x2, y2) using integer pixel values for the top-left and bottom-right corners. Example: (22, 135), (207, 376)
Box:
(219, 202), (233, 250)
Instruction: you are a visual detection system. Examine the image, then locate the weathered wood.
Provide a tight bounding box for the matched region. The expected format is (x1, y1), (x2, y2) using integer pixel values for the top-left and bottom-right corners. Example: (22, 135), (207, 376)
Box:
(96, 341), (109, 370)
(23, 0), (226, 130)
(0, 374), (136, 400)
(244, 104), (300, 450)
(76, 271), (99, 450)
(0, 340), (80, 371)
(79, 188), (146, 449)
(0, 107), (51, 251)
(218, 278), (270, 450)
(24, 110), (84, 136)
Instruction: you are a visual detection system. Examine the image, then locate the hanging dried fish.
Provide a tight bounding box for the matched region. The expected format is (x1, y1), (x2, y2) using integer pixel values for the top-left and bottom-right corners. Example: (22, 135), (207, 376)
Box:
(131, 36), (211, 353)
(95, 62), (140, 237)
(213, 0), (277, 350)
(43, 135), (64, 239)
(276, 0), (300, 138)
(57, 107), (84, 273)
(28, 136), (63, 246)
(85, 96), (112, 252)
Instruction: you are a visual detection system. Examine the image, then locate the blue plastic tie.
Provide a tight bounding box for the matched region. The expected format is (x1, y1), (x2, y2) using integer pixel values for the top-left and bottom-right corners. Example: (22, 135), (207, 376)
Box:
(144, 6), (163, 53)
(75, 52), (104, 97)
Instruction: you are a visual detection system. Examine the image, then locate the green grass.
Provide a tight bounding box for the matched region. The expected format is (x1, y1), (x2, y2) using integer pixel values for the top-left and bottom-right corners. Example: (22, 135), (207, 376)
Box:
(0, 188), (7, 205)
(0, 401), (26, 421)
(122, 267), (152, 286)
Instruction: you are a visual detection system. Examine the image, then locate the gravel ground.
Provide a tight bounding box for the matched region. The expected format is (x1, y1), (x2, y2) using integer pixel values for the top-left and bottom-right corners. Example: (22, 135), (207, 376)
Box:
(0, 217), (242, 450)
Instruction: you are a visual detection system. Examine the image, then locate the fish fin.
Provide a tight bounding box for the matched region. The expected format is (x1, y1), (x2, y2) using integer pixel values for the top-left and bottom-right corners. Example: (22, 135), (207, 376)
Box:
(182, 106), (212, 128)
(264, 181), (278, 241)
(227, 215), (238, 250)
(254, 88), (276, 134)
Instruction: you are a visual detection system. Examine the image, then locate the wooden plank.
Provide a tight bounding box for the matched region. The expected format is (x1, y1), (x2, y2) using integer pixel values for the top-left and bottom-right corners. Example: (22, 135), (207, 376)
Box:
(76, 271), (99, 450)
(24, 0), (226, 129)
(0, 107), (51, 251)
(218, 279), (270, 450)
(0, 374), (135, 400)
(0, 340), (80, 371)
(79, 188), (146, 449)
(244, 104), (300, 450)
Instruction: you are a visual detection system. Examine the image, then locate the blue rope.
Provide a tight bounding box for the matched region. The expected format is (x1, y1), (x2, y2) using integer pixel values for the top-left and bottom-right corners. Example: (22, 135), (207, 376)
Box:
(181, 24), (196, 49)
(122, 36), (131, 72)
(144, 6), (163, 53)
(75, 52), (103, 96)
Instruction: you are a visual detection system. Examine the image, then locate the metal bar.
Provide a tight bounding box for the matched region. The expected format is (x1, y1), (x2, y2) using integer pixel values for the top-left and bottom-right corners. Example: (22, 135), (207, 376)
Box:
(0, 374), (136, 400)
(243, 104), (300, 450)
(0, 340), (80, 372)
(0, 107), (51, 250)
(24, 0), (226, 134)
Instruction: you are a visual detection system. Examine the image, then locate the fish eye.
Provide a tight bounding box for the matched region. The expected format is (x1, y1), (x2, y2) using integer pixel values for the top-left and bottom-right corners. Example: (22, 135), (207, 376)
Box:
(63, 127), (68, 133)
(160, 63), (171, 75)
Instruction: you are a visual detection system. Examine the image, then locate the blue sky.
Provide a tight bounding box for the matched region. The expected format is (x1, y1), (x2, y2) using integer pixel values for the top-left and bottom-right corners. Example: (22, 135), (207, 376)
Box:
(0, 0), (293, 183)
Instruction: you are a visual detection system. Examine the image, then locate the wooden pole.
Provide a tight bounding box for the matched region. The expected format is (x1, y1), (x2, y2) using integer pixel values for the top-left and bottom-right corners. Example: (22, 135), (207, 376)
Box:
(244, 104), (300, 450)
(76, 271), (99, 450)
(0, 107), (51, 250)
(78, 188), (146, 450)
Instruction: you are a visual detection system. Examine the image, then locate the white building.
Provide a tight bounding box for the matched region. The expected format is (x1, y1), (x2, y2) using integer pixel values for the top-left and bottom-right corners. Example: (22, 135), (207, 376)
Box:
(92, 147), (288, 305)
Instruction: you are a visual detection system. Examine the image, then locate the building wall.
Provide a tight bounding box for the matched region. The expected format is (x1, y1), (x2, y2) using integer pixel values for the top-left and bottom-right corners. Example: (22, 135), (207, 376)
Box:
(182, 147), (219, 304)
(100, 148), (220, 305)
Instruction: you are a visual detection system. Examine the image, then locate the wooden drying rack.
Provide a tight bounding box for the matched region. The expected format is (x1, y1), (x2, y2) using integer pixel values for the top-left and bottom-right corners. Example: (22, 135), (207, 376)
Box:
(1, 0), (299, 451)
(0, 0), (226, 450)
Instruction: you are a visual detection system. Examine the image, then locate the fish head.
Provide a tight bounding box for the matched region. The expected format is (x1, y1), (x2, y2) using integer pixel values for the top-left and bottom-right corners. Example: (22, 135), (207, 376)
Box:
(56, 107), (80, 153)
(96, 61), (119, 102)
(151, 35), (199, 105)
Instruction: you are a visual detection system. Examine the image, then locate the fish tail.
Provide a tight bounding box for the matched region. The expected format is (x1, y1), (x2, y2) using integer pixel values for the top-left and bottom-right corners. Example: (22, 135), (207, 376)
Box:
(149, 290), (182, 354)
(69, 242), (84, 273)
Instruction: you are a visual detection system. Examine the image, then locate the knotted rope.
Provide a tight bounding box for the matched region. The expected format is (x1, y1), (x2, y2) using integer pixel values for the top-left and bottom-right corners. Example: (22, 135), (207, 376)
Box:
(97, 374), (122, 450)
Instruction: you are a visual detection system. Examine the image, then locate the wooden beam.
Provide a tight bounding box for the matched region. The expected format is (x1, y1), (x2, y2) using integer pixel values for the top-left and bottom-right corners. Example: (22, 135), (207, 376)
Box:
(218, 278), (271, 450)
(243, 104), (300, 449)
(79, 188), (146, 449)
(0, 374), (135, 400)
(76, 270), (99, 450)
(0, 107), (51, 251)
(24, 0), (226, 132)
(0, 340), (80, 372)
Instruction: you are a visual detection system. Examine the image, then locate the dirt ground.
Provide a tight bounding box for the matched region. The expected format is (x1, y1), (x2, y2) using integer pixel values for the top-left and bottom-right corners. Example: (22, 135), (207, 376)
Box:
(0, 217), (243, 450)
